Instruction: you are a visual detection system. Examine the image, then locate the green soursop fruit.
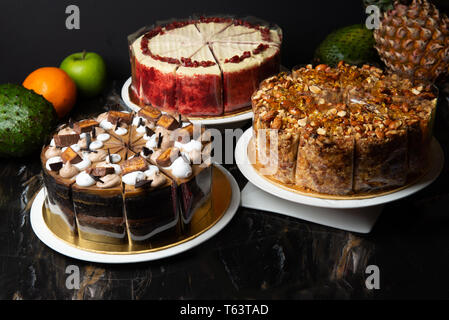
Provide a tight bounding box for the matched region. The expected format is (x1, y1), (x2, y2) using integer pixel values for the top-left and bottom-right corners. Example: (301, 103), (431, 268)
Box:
(314, 24), (378, 67)
(0, 84), (57, 157)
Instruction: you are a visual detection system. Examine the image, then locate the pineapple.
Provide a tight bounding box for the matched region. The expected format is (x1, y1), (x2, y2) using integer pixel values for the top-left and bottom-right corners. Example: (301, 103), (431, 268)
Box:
(366, 0), (449, 83)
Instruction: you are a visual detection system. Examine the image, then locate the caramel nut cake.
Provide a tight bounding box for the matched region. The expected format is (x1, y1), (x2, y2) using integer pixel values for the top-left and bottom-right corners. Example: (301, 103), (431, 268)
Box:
(252, 62), (437, 196)
(128, 16), (282, 117)
(41, 108), (212, 245)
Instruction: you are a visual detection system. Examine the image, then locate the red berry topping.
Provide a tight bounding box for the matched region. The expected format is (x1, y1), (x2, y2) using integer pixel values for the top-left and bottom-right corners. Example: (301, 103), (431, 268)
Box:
(252, 43), (269, 54)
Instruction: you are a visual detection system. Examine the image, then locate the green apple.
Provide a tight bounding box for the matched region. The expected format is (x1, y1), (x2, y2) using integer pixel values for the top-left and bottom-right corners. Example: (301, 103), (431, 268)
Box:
(60, 51), (107, 98)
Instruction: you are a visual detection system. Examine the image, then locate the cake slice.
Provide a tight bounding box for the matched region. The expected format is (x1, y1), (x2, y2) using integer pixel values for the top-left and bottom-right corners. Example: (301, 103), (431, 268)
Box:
(41, 147), (77, 236)
(132, 34), (203, 112)
(164, 22), (204, 42)
(176, 45), (223, 116)
(195, 18), (232, 42)
(212, 24), (259, 41)
(295, 111), (355, 195)
(211, 42), (280, 113)
(132, 116), (213, 228)
(154, 140), (213, 228)
(121, 161), (179, 245)
(212, 23), (282, 46)
(132, 38), (178, 111)
(71, 147), (128, 244)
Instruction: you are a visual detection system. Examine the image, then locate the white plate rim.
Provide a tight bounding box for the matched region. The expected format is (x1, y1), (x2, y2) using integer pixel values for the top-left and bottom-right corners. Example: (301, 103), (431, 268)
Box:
(235, 127), (444, 209)
(30, 164), (240, 264)
(121, 77), (253, 125)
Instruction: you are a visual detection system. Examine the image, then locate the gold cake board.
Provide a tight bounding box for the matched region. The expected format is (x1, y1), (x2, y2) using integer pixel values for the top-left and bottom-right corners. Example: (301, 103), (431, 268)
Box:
(41, 165), (232, 256)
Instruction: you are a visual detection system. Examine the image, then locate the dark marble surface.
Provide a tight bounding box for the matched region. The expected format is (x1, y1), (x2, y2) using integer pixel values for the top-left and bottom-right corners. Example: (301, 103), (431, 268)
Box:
(1, 80), (449, 300)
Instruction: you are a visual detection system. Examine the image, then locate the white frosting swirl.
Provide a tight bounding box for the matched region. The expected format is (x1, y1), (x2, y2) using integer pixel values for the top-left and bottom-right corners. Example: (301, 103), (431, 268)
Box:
(145, 133), (158, 149)
(73, 157), (91, 171)
(169, 157), (192, 179)
(89, 140), (103, 150)
(100, 120), (114, 130)
(144, 165), (160, 178)
(136, 125), (146, 134)
(49, 138), (56, 147)
(175, 139), (202, 153)
(106, 153), (121, 164)
(122, 171), (146, 186)
(96, 133), (110, 142)
(174, 140), (202, 164)
(76, 171), (95, 187)
(132, 116), (145, 126)
(114, 127), (128, 136)
(45, 156), (63, 171)
(80, 133), (87, 139)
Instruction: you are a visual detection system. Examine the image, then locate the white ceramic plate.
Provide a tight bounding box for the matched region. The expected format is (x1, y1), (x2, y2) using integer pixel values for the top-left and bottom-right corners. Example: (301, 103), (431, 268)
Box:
(121, 77), (253, 126)
(235, 127), (444, 209)
(30, 164), (240, 264)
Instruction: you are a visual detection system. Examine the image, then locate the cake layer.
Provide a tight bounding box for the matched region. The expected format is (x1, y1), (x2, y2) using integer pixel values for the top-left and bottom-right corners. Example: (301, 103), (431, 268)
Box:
(212, 42), (280, 112)
(134, 57), (178, 112)
(176, 45), (223, 116)
(296, 136), (354, 195)
(42, 167), (77, 233)
(353, 130), (408, 193)
(123, 175), (179, 243)
(72, 187), (127, 244)
(177, 165), (212, 225)
(71, 148), (127, 244)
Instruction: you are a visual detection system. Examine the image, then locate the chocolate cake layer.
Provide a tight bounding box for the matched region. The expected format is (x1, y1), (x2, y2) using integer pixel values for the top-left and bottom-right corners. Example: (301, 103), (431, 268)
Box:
(72, 186), (127, 243)
(124, 181), (179, 242)
(177, 165), (212, 225)
(42, 169), (77, 232)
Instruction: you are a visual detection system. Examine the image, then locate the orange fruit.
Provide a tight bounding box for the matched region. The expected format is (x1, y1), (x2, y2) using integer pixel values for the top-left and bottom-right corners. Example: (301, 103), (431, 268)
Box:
(23, 67), (77, 118)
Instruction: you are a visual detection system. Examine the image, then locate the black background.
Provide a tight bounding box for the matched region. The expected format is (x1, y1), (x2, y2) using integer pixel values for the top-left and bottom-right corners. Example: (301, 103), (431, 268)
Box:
(1, 0), (449, 301)
(0, 0), (371, 84)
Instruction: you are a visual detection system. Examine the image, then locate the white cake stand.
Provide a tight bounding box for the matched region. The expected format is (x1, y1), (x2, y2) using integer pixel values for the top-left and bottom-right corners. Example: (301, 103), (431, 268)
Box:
(235, 128), (444, 233)
(30, 164), (240, 264)
(121, 77), (253, 127)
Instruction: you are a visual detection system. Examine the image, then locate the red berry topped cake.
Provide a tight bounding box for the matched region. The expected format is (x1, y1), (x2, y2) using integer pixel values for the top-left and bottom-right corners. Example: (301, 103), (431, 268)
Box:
(128, 16), (282, 117)
(41, 108), (212, 245)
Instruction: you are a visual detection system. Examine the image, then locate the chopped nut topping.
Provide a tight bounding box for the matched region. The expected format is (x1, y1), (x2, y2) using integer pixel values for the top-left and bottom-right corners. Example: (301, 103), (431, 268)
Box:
(309, 85), (321, 94)
(317, 127), (326, 135)
(298, 118), (307, 127)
